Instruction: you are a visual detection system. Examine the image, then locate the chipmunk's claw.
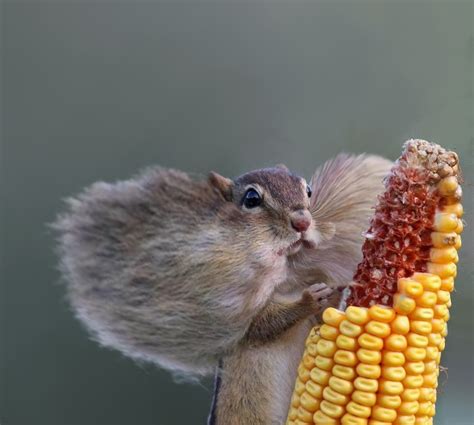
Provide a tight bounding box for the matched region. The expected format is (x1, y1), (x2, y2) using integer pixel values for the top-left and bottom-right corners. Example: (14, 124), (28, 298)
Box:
(302, 283), (334, 313)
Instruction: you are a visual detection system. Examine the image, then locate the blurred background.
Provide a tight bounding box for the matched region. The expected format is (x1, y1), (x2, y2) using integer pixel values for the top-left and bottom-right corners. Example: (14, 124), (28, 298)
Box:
(1, 1), (472, 424)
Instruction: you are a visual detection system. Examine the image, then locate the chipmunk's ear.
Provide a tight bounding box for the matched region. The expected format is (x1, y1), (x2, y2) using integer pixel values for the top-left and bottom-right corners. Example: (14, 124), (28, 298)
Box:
(274, 163), (289, 171)
(208, 171), (233, 201)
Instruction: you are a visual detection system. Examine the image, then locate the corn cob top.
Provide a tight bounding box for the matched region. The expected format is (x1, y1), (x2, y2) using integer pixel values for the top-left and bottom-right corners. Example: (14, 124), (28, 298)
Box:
(347, 140), (461, 308)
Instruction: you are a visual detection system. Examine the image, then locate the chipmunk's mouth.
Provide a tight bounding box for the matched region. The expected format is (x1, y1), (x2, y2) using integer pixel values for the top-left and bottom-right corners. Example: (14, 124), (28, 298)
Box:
(278, 236), (317, 256)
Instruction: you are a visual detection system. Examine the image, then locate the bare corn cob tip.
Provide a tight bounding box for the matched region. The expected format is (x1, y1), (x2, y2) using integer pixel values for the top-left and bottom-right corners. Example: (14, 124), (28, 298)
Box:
(287, 140), (463, 425)
(348, 140), (461, 308)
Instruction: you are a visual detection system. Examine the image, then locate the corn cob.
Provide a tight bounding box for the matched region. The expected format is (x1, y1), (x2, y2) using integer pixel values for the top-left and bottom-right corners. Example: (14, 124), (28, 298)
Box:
(286, 140), (462, 425)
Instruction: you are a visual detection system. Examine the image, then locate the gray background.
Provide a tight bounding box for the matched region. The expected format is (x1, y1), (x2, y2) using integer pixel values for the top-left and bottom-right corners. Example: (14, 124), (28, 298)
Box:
(1, 1), (472, 424)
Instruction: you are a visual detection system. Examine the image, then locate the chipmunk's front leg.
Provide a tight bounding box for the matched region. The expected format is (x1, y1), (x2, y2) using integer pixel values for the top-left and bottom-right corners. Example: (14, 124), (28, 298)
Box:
(245, 283), (334, 346)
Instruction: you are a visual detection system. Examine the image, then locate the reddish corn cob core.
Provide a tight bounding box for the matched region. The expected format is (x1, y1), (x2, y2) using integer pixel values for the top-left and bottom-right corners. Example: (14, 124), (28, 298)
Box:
(348, 141), (459, 308)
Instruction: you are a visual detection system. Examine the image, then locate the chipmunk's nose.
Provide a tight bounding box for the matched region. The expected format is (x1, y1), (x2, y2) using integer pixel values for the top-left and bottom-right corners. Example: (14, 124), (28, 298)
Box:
(290, 209), (312, 233)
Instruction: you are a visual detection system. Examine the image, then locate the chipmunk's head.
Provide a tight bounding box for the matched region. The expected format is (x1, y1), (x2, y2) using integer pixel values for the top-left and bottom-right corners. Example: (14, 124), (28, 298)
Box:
(209, 164), (319, 256)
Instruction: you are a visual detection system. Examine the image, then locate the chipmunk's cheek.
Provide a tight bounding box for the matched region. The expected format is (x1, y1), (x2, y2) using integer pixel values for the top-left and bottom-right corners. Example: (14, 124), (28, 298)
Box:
(302, 226), (322, 248)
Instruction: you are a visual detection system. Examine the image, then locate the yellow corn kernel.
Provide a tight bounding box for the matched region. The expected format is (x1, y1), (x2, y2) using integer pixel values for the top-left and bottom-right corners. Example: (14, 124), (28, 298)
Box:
(433, 304), (449, 318)
(357, 349), (382, 365)
(341, 414), (369, 425)
(417, 401), (432, 416)
(332, 364), (356, 381)
(423, 361), (437, 374)
(354, 377), (379, 393)
(313, 410), (338, 424)
(305, 380), (324, 399)
(405, 347), (427, 362)
(315, 355), (335, 371)
(369, 305), (396, 323)
(340, 320), (364, 337)
(399, 401), (419, 416)
(454, 219), (464, 234)
(288, 406), (298, 420)
(337, 334), (358, 351)
(431, 231), (458, 248)
(442, 202), (463, 217)
(377, 394), (402, 409)
(323, 308), (346, 327)
(430, 247), (458, 264)
(368, 420), (392, 425)
(414, 416), (430, 425)
(346, 401), (372, 418)
(454, 234), (462, 250)
(356, 363), (381, 379)
(382, 366), (406, 381)
(401, 388), (420, 402)
(391, 315), (411, 334)
(358, 333), (384, 351)
(394, 416), (416, 425)
(352, 390), (377, 407)
(320, 324), (339, 341)
(415, 291), (437, 308)
(346, 306), (371, 325)
(403, 374), (424, 389)
(394, 294), (417, 315)
(410, 321), (432, 335)
(431, 318), (444, 333)
(404, 361), (425, 375)
(378, 379), (404, 395)
(291, 392), (300, 407)
(427, 333), (441, 347)
(366, 321), (391, 338)
(310, 368), (331, 386)
(371, 405), (397, 422)
(439, 338), (446, 351)
(334, 350), (358, 367)
(307, 342), (318, 357)
(438, 176), (458, 195)
(382, 351), (406, 366)
(323, 386), (350, 406)
(295, 379), (306, 395)
(422, 372), (438, 387)
(440, 277), (455, 292)
(320, 400), (345, 418)
(427, 262), (456, 279)
(329, 376), (354, 395)
(412, 273), (441, 291)
(298, 364), (310, 382)
(440, 324), (448, 338)
(407, 333), (429, 348)
(425, 346), (439, 361)
(297, 405), (313, 422)
(385, 334), (408, 351)
(317, 339), (338, 357)
(300, 392), (320, 412)
(419, 388), (435, 402)
(398, 279), (424, 297)
(408, 307), (434, 321)
(436, 290), (450, 304)
(433, 212), (458, 232)
(302, 354), (314, 370)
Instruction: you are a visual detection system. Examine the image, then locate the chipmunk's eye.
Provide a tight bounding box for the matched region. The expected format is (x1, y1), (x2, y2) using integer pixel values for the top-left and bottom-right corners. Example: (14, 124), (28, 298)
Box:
(306, 184), (312, 198)
(242, 188), (262, 209)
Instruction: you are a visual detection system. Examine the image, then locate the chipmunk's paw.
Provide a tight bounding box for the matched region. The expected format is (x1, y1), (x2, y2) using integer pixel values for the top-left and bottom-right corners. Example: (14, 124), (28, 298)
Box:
(302, 283), (334, 313)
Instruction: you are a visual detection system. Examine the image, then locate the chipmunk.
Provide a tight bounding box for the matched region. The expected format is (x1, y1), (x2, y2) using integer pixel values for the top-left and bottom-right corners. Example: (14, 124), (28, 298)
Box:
(53, 153), (392, 425)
